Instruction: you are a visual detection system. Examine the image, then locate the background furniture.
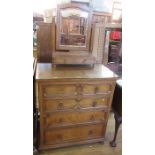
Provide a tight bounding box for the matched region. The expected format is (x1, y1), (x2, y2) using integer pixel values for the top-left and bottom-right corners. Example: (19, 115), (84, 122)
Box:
(36, 22), (53, 62)
(110, 79), (122, 147)
(36, 63), (118, 150)
(103, 23), (122, 76)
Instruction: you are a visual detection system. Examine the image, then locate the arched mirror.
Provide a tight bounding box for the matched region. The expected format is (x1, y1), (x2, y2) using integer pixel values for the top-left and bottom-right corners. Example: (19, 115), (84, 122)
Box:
(56, 3), (92, 51)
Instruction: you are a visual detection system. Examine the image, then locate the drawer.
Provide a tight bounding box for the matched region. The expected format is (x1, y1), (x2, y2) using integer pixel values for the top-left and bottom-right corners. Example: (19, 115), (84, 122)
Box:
(79, 98), (109, 109)
(45, 110), (106, 127)
(82, 83), (112, 95)
(44, 99), (76, 111)
(44, 97), (109, 111)
(42, 84), (77, 97)
(53, 56), (95, 64)
(45, 124), (104, 144)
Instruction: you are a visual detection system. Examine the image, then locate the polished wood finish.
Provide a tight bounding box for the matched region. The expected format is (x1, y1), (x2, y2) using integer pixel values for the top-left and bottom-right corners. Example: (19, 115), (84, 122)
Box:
(38, 112), (122, 155)
(37, 23), (53, 62)
(56, 3), (92, 51)
(52, 2), (97, 65)
(36, 63), (118, 150)
(36, 63), (118, 80)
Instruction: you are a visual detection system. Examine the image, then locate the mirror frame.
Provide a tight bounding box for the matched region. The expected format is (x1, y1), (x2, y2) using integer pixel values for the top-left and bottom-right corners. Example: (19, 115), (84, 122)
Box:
(56, 3), (92, 51)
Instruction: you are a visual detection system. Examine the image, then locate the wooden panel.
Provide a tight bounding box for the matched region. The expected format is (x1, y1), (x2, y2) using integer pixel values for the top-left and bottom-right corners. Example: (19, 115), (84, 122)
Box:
(36, 63), (118, 80)
(56, 3), (92, 51)
(36, 63), (117, 150)
(44, 99), (76, 111)
(82, 83), (112, 95)
(45, 110), (106, 127)
(44, 97), (109, 112)
(37, 23), (52, 62)
(81, 98), (109, 108)
(43, 84), (77, 97)
(45, 124), (103, 144)
(53, 55), (96, 65)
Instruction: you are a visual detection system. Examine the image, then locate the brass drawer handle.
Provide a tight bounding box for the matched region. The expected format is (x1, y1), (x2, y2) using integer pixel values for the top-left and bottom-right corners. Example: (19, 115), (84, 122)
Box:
(58, 118), (63, 123)
(43, 93), (47, 97)
(88, 130), (93, 135)
(90, 115), (95, 121)
(57, 134), (63, 140)
(92, 101), (96, 107)
(57, 102), (64, 110)
(94, 87), (99, 94)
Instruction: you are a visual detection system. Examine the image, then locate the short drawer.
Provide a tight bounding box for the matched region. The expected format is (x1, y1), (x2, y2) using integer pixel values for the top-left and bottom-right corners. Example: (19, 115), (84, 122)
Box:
(53, 56), (95, 64)
(82, 83), (112, 95)
(45, 124), (104, 144)
(42, 84), (77, 97)
(45, 110), (106, 127)
(44, 97), (109, 112)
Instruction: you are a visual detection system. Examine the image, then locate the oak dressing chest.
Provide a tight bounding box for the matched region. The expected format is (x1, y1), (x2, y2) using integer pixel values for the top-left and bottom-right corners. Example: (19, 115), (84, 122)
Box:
(36, 63), (118, 150)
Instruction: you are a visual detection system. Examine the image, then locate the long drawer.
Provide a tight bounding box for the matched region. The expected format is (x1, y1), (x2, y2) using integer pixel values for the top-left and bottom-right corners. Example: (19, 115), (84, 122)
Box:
(45, 110), (106, 128)
(45, 123), (104, 145)
(42, 82), (112, 98)
(43, 97), (109, 112)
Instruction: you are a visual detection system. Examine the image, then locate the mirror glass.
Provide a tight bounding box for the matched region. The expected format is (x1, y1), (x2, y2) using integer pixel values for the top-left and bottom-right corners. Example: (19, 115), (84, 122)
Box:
(60, 8), (88, 46)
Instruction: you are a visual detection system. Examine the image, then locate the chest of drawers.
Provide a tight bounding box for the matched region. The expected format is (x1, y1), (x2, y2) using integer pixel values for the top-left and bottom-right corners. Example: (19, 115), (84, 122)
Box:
(36, 63), (118, 150)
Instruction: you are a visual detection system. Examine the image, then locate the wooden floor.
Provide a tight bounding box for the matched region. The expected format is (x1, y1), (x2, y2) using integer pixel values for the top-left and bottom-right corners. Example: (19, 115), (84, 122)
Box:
(39, 112), (122, 155)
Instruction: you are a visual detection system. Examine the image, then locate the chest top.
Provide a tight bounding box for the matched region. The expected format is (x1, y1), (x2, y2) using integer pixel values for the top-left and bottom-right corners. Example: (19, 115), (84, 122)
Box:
(36, 63), (118, 80)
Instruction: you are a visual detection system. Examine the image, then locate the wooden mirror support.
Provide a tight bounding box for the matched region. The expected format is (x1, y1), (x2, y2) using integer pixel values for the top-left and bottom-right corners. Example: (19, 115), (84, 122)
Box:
(52, 3), (96, 65)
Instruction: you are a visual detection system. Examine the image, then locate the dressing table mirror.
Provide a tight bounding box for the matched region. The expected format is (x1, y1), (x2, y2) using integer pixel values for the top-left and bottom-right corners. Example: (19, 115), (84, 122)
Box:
(52, 3), (96, 65)
(56, 3), (91, 51)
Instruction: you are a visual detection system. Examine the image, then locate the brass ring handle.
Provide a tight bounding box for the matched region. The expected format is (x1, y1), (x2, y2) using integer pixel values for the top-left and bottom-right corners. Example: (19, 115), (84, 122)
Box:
(92, 101), (96, 107)
(94, 87), (99, 94)
(58, 118), (63, 123)
(88, 130), (93, 135)
(90, 115), (95, 121)
(57, 134), (63, 140)
(57, 102), (64, 110)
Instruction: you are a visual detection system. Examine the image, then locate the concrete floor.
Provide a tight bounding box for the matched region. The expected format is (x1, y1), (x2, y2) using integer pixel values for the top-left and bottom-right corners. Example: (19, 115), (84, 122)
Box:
(39, 112), (122, 155)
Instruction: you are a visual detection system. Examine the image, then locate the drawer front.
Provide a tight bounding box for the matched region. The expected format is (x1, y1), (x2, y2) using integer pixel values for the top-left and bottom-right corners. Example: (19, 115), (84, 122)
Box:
(53, 56), (95, 64)
(45, 110), (106, 127)
(82, 83), (112, 95)
(44, 99), (76, 111)
(45, 124), (103, 144)
(79, 98), (109, 108)
(44, 97), (109, 112)
(43, 84), (77, 97)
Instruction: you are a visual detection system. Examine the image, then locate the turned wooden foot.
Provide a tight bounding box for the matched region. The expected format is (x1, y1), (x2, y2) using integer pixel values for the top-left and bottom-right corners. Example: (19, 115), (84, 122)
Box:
(99, 140), (104, 144)
(110, 112), (122, 147)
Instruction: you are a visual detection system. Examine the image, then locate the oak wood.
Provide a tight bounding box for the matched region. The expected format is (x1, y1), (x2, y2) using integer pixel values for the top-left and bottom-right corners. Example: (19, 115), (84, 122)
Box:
(38, 113), (121, 154)
(45, 124), (104, 145)
(52, 2), (98, 65)
(44, 97), (109, 112)
(56, 3), (92, 51)
(36, 63), (117, 150)
(36, 63), (118, 80)
(37, 23), (53, 62)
